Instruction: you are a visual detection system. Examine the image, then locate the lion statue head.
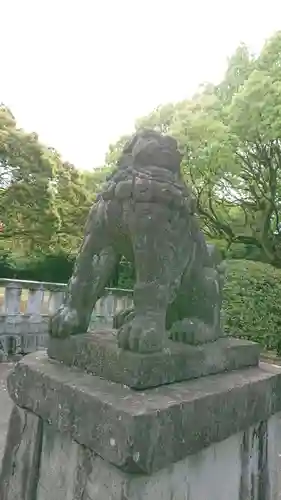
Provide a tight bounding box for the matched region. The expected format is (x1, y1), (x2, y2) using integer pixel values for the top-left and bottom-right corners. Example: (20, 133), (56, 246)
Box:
(118, 129), (182, 173)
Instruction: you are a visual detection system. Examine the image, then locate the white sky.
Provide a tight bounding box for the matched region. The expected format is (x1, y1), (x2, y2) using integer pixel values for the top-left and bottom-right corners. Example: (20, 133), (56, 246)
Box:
(1, 0), (281, 170)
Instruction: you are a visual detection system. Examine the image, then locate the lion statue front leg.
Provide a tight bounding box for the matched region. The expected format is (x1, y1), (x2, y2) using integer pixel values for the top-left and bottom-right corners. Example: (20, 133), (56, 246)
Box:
(114, 245), (225, 348)
(50, 202), (119, 338)
(117, 200), (193, 353)
(168, 248), (225, 345)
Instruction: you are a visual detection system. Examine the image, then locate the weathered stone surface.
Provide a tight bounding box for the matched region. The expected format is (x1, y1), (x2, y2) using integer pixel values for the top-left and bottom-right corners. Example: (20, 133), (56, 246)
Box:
(0, 349), (7, 362)
(6, 352), (281, 475)
(0, 363), (13, 465)
(239, 420), (270, 499)
(49, 129), (225, 354)
(0, 405), (42, 500)
(48, 331), (260, 389)
(2, 409), (281, 499)
(37, 422), (92, 500)
(267, 412), (281, 498)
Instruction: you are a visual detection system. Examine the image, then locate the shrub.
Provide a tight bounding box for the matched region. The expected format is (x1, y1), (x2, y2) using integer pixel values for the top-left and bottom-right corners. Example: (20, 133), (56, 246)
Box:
(0, 251), (75, 283)
(207, 238), (266, 262)
(223, 260), (281, 352)
(114, 258), (135, 289)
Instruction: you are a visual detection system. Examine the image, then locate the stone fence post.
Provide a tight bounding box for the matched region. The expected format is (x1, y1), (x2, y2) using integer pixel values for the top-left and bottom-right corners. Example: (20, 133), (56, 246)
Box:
(0, 278), (133, 357)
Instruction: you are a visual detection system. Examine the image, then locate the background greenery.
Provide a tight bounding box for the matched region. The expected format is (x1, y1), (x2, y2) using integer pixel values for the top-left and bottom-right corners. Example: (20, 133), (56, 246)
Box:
(223, 260), (281, 353)
(1, 32), (281, 351)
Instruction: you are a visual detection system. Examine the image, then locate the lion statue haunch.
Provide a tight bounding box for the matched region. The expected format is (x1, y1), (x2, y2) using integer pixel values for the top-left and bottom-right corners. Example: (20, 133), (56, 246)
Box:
(50, 129), (225, 353)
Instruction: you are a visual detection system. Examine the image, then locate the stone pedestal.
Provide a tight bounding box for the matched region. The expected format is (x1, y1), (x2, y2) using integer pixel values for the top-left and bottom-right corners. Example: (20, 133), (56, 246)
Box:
(48, 331), (261, 389)
(2, 349), (281, 499)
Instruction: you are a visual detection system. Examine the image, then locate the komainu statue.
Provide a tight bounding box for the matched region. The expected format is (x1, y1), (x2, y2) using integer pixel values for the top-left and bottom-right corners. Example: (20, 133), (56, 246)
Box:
(50, 129), (225, 353)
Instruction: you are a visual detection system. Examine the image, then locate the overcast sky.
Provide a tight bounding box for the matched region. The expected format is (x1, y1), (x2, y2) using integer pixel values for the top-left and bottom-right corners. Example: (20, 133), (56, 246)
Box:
(1, 0), (281, 170)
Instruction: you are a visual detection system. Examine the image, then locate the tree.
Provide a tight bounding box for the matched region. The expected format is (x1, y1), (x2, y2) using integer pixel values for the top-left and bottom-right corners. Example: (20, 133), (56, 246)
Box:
(216, 43), (254, 104)
(80, 166), (111, 195)
(53, 164), (112, 252)
(0, 105), (61, 252)
(105, 135), (130, 169)
(177, 32), (281, 265)
(50, 161), (91, 252)
(104, 31), (281, 266)
(0, 106), (110, 256)
(135, 103), (179, 133)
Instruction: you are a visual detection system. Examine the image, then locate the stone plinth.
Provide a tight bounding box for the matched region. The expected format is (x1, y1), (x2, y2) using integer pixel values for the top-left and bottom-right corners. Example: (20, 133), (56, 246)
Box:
(48, 331), (260, 389)
(1, 353), (281, 499)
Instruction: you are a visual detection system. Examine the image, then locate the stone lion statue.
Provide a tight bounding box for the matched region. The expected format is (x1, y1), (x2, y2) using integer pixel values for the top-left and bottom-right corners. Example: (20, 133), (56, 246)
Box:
(50, 129), (225, 353)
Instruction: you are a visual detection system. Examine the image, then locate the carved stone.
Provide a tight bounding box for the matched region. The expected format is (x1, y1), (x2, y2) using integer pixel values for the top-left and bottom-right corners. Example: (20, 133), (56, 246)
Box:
(48, 331), (260, 389)
(49, 130), (225, 354)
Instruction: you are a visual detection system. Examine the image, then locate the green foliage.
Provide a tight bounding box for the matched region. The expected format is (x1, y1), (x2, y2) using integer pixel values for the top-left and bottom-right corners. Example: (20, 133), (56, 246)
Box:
(0, 251), (75, 283)
(80, 167), (111, 195)
(223, 260), (281, 352)
(0, 250), (135, 288)
(0, 105), (61, 251)
(105, 30), (281, 267)
(105, 136), (130, 169)
(52, 162), (91, 252)
(113, 258), (135, 289)
(0, 105), (111, 256)
(135, 103), (179, 133)
(3, 32), (281, 269)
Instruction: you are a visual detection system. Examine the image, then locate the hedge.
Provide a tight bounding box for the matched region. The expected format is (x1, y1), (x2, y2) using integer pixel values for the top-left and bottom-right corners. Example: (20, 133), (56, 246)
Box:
(223, 260), (281, 353)
(0, 251), (134, 288)
(0, 252), (75, 283)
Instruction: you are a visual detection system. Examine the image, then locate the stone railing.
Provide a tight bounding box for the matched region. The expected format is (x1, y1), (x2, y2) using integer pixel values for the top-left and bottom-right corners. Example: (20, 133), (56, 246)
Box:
(0, 278), (133, 356)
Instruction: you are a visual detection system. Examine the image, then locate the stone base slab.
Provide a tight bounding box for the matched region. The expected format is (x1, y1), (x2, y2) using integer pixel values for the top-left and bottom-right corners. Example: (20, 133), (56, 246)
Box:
(48, 331), (260, 389)
(2, 405), (281, 499)
(5, 352), (281, 476)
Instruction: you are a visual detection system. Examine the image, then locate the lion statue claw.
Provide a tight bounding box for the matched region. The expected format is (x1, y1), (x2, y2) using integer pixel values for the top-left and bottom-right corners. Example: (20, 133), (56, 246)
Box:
(49, 129), (225, 353)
